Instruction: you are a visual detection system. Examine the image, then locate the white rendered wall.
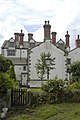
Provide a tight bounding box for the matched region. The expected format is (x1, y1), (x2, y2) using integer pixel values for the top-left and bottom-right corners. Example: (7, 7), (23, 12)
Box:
(21, 74), (27, 85)
(29, 40), (66, 81)
(3, 49), (27, 58)
(68, 48), (80, 63)
(15, 65), (27, 81)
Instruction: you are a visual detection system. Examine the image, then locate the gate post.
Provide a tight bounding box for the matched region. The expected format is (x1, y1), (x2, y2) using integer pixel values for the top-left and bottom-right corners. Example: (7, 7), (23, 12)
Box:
(7, 89), (12, 108)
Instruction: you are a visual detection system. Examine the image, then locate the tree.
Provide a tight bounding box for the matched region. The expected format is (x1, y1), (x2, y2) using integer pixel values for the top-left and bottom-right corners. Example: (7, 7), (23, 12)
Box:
(70, 61), (80, 82)
(0, 72), (17, 93)
(0, 55), (14, 73)
(6, 65), (16, 81)
(35, 52), (55, 85)
(0, 55), (17, 93)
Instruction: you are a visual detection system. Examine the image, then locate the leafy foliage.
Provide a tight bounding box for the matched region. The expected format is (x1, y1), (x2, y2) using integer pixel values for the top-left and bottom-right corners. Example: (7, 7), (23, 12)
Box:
(0, 55), (17, 93)
(70, 61), (80, 82)
(0, 55), (13, 72)
(66, 81), (80, 90)
(42, 77), (65, 93)
(35, 52), (55, 84)
(0, 72), (17, 93)
(6, 65), (16, 81)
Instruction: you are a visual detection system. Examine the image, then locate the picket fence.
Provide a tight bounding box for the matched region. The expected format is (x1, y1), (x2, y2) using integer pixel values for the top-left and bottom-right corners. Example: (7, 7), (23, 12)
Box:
(11, 89), (29, 107)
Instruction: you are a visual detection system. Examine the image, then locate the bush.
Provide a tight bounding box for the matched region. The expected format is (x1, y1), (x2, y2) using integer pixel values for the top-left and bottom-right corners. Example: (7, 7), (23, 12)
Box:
(67, 81), (80, 90)
(41, 77), (65, 103)
(26, 91), (49, 108)
(62, 90), (74, 102)
(0, 72), (18, 93)
(42, 77), (65, 93)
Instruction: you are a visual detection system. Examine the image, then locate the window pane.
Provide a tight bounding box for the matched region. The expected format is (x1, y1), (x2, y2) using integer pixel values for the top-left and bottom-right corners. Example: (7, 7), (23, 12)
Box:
(7, 50), (16, 56)
(23, 66), (26, 71)
(9, 42), (15, 47)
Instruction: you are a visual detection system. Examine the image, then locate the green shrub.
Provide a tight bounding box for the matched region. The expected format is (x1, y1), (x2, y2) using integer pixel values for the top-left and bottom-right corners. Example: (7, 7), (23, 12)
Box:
(42, 77), (65, 93)
(72, 89), (80, 102)
(62, 90), (74, 102)
(41, 77), (65, 103)
(27, 91), (48, 108)
(66, 81), (80, 90)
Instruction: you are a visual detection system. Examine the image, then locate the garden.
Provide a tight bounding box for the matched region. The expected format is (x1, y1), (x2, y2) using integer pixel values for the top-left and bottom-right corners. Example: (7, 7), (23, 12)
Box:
(1, 55), (80, 119)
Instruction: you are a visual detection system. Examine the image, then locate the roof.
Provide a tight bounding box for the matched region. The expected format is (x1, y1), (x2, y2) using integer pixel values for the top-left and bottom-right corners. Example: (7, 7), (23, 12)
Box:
(1, 40), (7, 48)
(1, 39), (41, 49)
(7, 57), (28, 65)
(69, 47), (77, 52)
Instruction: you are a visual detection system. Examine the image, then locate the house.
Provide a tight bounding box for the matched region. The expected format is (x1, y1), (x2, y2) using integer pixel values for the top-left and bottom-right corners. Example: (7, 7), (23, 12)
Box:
(68, 35), (80, 63)
(1, 30), (42, 86)
(1, 20), (80, 87)
(29, 21), (68, 87)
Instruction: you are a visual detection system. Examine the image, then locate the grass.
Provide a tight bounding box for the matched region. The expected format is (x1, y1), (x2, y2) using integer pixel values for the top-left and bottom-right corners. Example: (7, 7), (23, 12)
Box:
(7, 103), (80, 120)
(19, 87), (42, 92)
(28, 87), (43, 92)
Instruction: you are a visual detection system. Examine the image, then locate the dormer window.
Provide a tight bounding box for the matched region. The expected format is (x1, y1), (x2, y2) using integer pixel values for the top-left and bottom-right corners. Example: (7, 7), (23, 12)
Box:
(30, 42), (35, 48)
(9, 42), (15, 47)
(30, 39), (35, 48)
(8, 37), (15, 48)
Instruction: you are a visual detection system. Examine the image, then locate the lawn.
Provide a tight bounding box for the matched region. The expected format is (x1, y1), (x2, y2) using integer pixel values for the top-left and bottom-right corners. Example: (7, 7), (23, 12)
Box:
(7, 103), (80, 120)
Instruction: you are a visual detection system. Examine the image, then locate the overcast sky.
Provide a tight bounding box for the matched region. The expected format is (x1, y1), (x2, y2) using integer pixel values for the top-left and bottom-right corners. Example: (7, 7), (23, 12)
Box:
(0, 0), (80, 52)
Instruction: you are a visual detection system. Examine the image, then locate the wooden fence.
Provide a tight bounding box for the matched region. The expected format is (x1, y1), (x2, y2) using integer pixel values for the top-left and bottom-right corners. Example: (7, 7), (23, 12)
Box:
(11, 89), (28, 107)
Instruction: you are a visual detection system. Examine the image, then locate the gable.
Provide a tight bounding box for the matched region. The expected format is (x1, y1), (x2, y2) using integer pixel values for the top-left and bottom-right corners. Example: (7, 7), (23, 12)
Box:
(8, 37), (15, 42)
(30, 40), (64, 56)
(56, 39), (66, 51)
(68, 48), (80, 62)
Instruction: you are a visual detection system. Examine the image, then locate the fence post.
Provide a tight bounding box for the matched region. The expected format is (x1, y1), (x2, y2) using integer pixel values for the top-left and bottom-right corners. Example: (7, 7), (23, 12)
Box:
(7, 89), (12, 108)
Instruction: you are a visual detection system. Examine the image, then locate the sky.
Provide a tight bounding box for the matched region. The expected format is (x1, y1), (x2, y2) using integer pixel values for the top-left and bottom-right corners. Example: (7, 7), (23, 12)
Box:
(0, 0), (80, 52)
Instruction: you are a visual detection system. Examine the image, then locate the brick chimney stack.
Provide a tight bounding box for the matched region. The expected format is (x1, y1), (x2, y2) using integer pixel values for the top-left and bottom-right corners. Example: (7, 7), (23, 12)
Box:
(65, 31), (70, 49)
(43, 20), (51, 41)
(14, 33), (19, 41)
(19, 30), (24, 45)
(51, 32), (57, 45)
(28, 33), (33, 41)
(76, 35), (80, 48)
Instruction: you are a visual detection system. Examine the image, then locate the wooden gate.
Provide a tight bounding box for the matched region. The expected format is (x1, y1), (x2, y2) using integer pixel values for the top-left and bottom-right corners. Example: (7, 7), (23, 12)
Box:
(11, 89), (27, 107)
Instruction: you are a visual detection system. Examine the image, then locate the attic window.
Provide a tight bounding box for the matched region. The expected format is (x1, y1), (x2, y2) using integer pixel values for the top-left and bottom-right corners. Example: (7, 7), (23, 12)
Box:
(30, 42), (35, 48)
(9, 42), (15, 47)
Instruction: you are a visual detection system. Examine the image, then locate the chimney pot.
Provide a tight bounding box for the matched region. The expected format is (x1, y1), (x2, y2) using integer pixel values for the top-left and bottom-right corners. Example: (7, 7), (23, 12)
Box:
(78, 35), (79, 39)
(48, 21), (49, 24)
(67, 31), (68, 34)
(45, 21), (46, 24)
(21, 30), (23, 33)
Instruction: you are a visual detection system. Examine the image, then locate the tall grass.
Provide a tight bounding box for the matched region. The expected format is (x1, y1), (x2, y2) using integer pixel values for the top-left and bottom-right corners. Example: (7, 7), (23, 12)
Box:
(7, 103), (80, 120)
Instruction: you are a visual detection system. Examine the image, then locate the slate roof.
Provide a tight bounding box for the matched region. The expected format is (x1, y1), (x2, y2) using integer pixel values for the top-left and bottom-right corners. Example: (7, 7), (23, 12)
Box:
(7, 57), (28, 65)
